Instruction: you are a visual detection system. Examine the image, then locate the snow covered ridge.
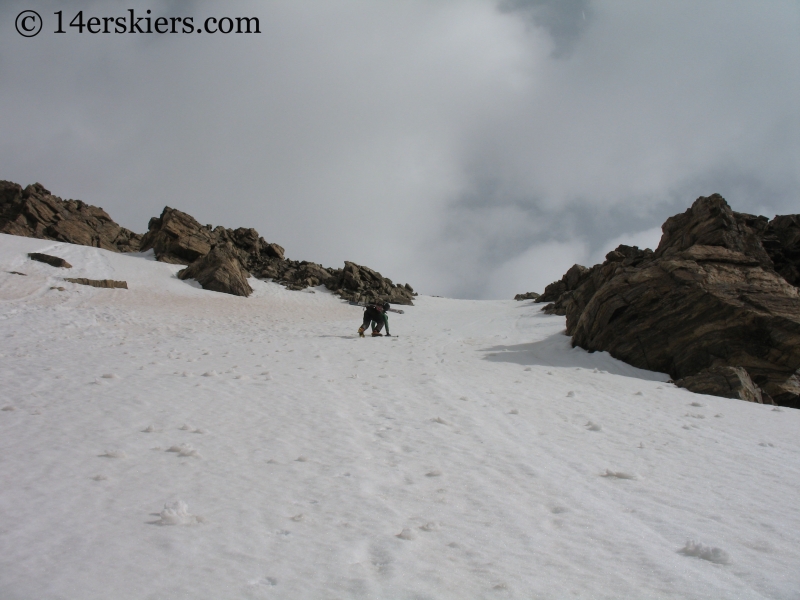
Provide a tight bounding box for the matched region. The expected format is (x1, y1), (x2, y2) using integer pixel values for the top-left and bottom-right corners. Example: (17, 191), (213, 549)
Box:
(0, 179), (415, 304)
(530, 194), (800, 409)
(1, 233), (799, 598)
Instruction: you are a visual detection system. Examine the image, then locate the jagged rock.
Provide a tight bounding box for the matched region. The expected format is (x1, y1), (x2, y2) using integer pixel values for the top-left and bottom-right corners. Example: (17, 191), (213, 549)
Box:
(64, 278), (128, 289)
(514, 292), (541, 301)
(676, 366), (770, 404)
(0, 181), (141, 252)
(324, 261), (415, 305)
(536, 263), (590, 307)
(139, 207), (214, 265)
(538, 194), (800, 408)
(28, 253), (72, 269)
(177, 243), (253, 297)
(264, 242), (285, 260)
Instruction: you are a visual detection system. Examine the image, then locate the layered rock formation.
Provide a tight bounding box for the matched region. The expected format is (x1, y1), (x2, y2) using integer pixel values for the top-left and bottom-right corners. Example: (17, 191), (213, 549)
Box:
(537, 194), (800, 408)
(0, 181), (141, 252)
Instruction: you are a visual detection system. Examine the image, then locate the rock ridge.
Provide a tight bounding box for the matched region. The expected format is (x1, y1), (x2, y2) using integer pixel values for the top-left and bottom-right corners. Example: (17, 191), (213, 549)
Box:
(1, 180), (414, 304)
(535, 194), (800, 408)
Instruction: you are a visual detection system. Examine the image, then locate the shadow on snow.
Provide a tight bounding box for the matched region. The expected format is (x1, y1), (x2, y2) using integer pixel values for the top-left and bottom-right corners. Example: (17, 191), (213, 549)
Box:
(480, 331), (668, 382)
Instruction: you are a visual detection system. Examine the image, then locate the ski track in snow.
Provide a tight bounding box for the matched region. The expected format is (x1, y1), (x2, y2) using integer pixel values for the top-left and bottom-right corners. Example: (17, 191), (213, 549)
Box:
(1, 233), (800, 599)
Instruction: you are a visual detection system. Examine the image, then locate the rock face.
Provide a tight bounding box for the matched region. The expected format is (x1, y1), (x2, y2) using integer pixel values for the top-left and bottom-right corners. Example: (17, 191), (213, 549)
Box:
(139, 206), (415, 304)
(177, 243), (253, 297)
(0, 181), (141, 252)
(538, 194), (800, 408)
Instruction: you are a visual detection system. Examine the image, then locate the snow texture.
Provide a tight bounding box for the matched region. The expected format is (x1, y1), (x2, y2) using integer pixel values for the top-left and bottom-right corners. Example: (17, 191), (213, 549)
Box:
(1, 233), (799, 599)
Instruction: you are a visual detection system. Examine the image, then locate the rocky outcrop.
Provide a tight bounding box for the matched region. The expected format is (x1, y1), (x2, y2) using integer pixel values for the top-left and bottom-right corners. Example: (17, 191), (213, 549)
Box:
(514, 292), (541, 301)
(177, 243), (253, 297)
(28, 253), (72, 269)
(0, 181), (141, 252)
(64, 278), (128, 289)
(1, 181), (416, 304)
(141, 206), (415, 303)
(324, 262), (416, 305)
(538, 194), (800, 408)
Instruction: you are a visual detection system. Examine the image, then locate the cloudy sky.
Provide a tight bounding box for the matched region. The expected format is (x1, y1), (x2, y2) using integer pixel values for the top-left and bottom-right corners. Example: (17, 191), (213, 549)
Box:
(2, 0), (798, 298)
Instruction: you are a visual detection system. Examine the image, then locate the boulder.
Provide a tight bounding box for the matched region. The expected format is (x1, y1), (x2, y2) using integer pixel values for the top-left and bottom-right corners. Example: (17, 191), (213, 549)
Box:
(28, 253), (72, 269)
(538, 194), (800, 408)
(177, 243), (253, 297)
(139, 207), (214, 265)
(514, 292), (541, 301)
(676, 366), (770, 404)
(0, 181), (141, 252)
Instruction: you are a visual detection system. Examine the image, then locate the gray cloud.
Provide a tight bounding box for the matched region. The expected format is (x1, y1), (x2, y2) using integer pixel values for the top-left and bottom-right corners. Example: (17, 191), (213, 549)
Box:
(498, 0), (592, 58)
(1, 0), (798, 299)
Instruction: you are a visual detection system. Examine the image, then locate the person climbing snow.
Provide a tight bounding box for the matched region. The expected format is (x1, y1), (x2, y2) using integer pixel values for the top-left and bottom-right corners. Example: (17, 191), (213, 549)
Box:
(358, 301), (391, 337)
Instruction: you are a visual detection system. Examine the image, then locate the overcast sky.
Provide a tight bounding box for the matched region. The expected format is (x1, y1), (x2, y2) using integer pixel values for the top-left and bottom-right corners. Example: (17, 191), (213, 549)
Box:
(2, 0), (798, 298)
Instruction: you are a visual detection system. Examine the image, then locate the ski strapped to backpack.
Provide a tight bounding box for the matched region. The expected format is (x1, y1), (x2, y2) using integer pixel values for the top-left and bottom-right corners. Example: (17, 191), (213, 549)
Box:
(348, 300), (404, 314)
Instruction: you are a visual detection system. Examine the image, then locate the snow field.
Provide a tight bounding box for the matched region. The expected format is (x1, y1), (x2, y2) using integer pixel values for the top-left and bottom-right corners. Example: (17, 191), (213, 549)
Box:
(1, 234), (799, 599)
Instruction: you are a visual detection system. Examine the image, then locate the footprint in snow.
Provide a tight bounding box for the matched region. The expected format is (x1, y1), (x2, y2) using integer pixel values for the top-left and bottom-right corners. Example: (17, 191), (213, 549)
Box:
(759, 442), (775, 447)
(152, 499), (204, 526)
(166, 444), (200, 458)
(179, 424), (192, 430)
(585, 421), (602, 432)
(419, 522), (440, 532)
(601, 469), (636, 480)
(678, 540), (730, 564)
(524, 367), (531, 371)
(290, 514), (304, 522)
(426, 470), (442, 477)
(295, 456), (309, 462)
(2, 406), (16, 411)
(99, 450), (127, 459)
(566, 391), (575, 397)
(690, 402), (705, 407)
(432, 417), (449, 425)
(508, 409), (519, 415)
(101, 373), (119, 379)
(396, 528), (416, 540)
(91, 474), (108, 481)
(141, 425), (156, 433)
(202, 371), (217, 377)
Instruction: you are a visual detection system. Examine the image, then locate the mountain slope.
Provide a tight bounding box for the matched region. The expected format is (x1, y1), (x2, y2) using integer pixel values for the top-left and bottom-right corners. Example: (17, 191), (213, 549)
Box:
(1, 233), (798, 599)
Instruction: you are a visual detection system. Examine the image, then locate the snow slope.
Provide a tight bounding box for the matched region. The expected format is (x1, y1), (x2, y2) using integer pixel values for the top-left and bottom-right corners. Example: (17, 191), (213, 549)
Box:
(1, 233), (799, 599)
